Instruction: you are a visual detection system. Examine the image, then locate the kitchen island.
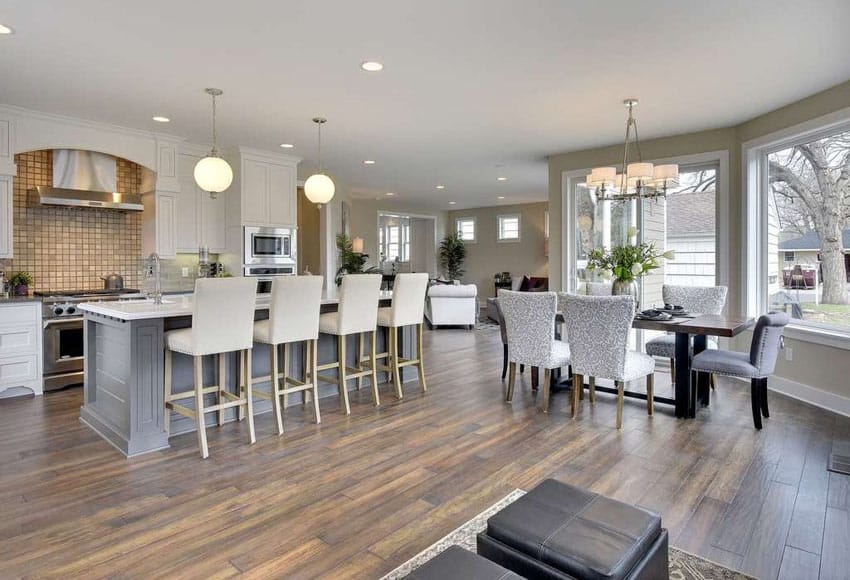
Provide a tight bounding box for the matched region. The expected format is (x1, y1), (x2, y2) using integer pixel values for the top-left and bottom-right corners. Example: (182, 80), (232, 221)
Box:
(78, 290), (403, 457)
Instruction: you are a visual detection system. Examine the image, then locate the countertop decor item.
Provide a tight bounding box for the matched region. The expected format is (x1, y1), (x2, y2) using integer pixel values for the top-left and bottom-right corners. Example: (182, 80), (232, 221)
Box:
(100, 273), (124, 290)
(304, 117), (335, 205)
(194, 88), (234, 199)
(9, 271), (33, 296)
(439, 233), (466, 281)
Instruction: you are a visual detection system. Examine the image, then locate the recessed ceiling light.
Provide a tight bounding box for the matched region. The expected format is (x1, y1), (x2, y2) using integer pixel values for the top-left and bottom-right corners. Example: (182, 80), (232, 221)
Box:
(497, 176), (508, 181)
(280, 143), (294, 148)
(151, 116), (170, 123)
(0, 24), (14, 35)
(449, 201), (456, 205)
(361, 61), (384, 72)
(363, 160), (375, 165)
(385, 192), (396, 196)
(435, 185), (445, 190)
(498, 196), (505, 199)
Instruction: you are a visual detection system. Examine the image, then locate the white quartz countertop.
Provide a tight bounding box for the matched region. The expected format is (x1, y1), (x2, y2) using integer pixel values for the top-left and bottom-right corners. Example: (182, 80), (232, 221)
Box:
(78, 290), (393, 321)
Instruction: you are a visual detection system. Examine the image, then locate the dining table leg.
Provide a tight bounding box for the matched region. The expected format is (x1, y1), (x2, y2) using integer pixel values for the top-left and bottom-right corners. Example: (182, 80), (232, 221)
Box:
(692, 335), (710, 408)
(674, 332), (692, 418)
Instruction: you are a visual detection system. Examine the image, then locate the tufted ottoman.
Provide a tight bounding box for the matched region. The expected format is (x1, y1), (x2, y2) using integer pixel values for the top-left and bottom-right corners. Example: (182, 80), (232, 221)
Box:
(404, 545), (524, 579)
(477, 479), (668, 580)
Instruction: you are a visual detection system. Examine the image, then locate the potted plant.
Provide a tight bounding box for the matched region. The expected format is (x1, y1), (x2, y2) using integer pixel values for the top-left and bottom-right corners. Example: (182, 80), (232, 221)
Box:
(9, 271), (34, 296)
(439, 233), (466, 281)
(586, 231), (673, 307)
(335, 233), (378, 285)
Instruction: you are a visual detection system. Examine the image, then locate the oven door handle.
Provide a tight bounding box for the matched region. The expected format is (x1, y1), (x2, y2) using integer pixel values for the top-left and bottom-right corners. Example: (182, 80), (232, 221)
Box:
(44, 317), (85, 329)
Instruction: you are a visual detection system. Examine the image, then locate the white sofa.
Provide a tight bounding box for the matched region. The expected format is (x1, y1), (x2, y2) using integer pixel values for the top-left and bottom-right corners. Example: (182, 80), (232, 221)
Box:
(425, 283), (478, 329)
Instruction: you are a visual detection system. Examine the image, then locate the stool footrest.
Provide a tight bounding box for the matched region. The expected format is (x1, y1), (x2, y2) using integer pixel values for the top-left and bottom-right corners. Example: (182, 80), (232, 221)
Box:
(168, 385), (224, 402)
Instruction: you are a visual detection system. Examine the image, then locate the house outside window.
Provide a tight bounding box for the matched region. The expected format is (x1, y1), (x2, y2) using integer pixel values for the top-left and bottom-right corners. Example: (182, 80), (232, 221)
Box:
(497, 214), (521, 242)
(456, 217), (476, 242)
(784, 251), (795, 263)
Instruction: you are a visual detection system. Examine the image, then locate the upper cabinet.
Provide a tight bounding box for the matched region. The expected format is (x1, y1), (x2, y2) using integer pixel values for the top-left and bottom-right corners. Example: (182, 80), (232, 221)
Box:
(239, 149), (299, 228)
(176, 153), (226, 253)
(0, 176), (12, 259)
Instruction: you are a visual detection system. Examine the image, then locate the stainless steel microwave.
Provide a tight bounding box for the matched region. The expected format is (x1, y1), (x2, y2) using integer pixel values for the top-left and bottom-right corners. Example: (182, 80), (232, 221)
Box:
(244, 226), (297, 266)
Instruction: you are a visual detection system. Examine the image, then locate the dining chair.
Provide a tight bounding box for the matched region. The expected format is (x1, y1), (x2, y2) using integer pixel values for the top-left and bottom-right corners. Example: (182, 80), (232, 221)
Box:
(491, 297), (509, 380)
(585, 282), (613, 296)
(498, 291), (571, 412)
(251, 275), (324, 435)
(691, 312), (789, 429)
(163, 277), (258, 459)
(645, 284), (727, 384)
(562, 294), (654, 429)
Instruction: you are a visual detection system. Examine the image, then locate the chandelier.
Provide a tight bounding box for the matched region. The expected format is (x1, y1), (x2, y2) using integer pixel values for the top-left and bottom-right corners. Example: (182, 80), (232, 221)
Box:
(585, 99), (678, 201)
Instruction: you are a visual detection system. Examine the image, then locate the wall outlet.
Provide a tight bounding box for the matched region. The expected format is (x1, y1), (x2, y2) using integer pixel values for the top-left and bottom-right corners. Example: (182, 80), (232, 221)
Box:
(181, 267), (189, 278)
(785, 346), (793, 362)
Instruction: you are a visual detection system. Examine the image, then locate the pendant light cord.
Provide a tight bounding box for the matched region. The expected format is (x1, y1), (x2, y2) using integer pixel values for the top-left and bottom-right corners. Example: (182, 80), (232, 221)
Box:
(211, 92), (218, 156)
(317, 121), (323, 174)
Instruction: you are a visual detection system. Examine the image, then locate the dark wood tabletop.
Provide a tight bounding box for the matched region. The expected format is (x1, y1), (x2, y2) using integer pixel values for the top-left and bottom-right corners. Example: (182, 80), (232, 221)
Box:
(631, 314), (753, 337)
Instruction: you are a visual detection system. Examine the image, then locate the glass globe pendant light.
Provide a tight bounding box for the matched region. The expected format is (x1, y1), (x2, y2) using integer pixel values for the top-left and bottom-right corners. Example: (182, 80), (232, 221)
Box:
(194, 88), (233, 199)
(304, 117), (336, 205)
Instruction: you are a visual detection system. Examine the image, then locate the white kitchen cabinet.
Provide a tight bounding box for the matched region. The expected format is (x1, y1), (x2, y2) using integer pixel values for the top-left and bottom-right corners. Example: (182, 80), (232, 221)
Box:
(239, 149), (298, 228)
(0, 176), (12, 258)
(175, 154), (227, 253)
(0, 301), (43, 397)
(142, 191), (177, 258)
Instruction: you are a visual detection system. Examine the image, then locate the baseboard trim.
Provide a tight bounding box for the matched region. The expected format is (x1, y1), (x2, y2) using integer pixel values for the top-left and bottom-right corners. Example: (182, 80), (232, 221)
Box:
(735, 375), (850, 418)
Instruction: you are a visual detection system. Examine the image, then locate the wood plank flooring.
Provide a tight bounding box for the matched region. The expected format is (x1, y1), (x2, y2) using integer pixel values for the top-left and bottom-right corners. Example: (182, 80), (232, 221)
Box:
(1, 324), (849, 579)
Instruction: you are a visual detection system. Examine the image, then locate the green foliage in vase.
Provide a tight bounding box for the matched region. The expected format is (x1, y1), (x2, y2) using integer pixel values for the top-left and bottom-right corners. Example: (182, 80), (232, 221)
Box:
(9, 271), (33, 287)
(335, 233), (378, 286)
(587, 242), (673, 282)
(439, 233), (466, 280)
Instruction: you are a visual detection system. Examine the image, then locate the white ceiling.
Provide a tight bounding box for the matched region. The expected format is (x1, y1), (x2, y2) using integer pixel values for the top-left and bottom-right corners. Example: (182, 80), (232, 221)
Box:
(2, 0), (849, 210)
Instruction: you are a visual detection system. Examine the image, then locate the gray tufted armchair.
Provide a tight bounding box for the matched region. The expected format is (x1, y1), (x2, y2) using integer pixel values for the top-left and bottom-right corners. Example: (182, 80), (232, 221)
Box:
(691, 311), (789, 429)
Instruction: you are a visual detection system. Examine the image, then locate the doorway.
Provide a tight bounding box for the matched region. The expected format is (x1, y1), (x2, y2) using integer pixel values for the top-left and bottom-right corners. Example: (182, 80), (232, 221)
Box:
(377, 213), (437, 277)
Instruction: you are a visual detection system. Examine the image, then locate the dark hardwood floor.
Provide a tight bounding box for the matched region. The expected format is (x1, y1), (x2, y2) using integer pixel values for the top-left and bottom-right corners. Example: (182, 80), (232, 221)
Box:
(1, 324), (849, 579)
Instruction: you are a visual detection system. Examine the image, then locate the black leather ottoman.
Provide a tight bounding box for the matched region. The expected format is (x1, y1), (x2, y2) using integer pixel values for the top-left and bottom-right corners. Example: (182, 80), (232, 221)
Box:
(477, 480), (668, 580)
(404, 545), (525, 579)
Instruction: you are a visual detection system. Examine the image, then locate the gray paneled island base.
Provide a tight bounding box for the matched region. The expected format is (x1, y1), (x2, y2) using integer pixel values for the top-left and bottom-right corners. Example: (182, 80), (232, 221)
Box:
(78, 291), (407, 457)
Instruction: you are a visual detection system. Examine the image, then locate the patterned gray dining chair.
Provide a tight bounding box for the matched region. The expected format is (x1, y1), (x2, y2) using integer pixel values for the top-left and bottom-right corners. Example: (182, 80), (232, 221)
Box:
(491, 298), (509, 380)
(562, 295), (655, 429)
(499, 291), (571, 413)
(645, 284), (728, 384)
(691, 312), (789, 429)
(585, 282), (613, 296)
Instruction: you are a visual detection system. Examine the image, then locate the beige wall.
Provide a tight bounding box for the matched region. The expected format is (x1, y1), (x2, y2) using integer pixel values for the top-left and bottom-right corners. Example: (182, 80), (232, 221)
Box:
(548, 79), (850, 404)
(297, 187), (321, 275)
(449, 202), (549, 301)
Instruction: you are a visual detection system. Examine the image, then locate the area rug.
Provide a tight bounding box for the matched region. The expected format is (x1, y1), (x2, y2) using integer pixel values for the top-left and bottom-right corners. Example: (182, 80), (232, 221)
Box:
(380, 490), (754, 580)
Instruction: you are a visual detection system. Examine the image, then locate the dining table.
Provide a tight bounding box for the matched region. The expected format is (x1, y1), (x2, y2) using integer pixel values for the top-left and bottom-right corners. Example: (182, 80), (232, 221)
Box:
(555, 313), (754, 419)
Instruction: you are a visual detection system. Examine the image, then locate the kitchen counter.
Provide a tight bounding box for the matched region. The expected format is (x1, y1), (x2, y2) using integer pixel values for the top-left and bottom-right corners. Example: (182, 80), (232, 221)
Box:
(78, 288), (409, 457)
(0, 294), (42, 303)
(77, 290), (394, 320)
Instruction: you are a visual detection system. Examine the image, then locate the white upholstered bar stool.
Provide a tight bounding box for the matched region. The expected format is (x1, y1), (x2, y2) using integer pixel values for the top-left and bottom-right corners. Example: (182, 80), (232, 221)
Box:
(372, 273), (429, 399)
(251, 275), (324, 435)
(163, 277), (259, 459)
(317, 274), (382, 414)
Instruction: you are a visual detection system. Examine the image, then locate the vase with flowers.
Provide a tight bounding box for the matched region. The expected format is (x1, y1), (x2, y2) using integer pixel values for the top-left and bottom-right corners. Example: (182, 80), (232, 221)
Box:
(586, 230), (674, 308)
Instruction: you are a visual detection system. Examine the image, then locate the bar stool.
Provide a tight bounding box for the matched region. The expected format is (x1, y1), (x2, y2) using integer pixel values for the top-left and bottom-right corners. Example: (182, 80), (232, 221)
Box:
(372, 273), (429, 399)
(316, 274), (382, 413)
(163, 277), (258, 459)
(251, 275), (324, 434)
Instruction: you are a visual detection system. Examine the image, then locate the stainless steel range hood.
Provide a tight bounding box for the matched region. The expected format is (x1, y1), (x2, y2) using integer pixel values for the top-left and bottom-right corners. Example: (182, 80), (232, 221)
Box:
(33, 150), (144, 211)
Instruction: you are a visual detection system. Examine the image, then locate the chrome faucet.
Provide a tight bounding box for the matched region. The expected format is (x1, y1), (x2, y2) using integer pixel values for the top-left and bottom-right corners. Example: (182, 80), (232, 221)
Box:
(146, 252), (162, 305)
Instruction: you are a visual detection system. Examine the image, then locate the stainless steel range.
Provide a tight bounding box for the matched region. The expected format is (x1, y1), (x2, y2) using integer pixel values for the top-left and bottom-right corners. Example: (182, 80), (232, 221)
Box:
(37, 289), (141, 391)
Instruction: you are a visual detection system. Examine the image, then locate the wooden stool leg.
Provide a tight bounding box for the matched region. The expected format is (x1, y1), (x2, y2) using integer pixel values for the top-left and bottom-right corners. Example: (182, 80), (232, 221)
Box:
(245, 348), (256, 444)
(542, 368), (551, 413)
(271, 343), (283, 435)
(370, 330), (380, 406)
(282, 343), (291, 409)
(390, 328), (403, 399)
(356, 332), (363, 391)
(164, 348), (172, 435)
(571, 373), (582, 418)
(588, 376), (596, 404)
(338, 336), (351, 415)
(238, 350), (246, 421)
(217, 353), (226, 427)
(506, 362), (516, 402)
(616, 380), (625, 429)
(193, 356), (209, 459)
(311, 339), (321, 423)
(646, 373), (654, 416)
(385, 326), (393, 385)
(302, 341), (310, 405)
(416, 323), (427, 393)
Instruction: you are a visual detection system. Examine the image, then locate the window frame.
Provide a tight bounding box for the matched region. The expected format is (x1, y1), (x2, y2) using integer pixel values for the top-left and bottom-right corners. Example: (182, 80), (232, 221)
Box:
(497, 213), (522, 243)
(742, 106), (850, 347)
(455, 217), (477, 243)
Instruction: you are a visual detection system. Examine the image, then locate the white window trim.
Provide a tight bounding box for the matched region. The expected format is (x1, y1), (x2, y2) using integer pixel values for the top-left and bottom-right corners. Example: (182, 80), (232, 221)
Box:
(455, 216), (477, 243)
(497, 213), (522, 243)
(741, 105), (850, 348)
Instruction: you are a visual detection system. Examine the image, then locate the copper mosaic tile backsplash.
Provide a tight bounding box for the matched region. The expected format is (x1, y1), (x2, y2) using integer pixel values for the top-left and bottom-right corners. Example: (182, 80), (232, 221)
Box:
(1, 150), (143, 292)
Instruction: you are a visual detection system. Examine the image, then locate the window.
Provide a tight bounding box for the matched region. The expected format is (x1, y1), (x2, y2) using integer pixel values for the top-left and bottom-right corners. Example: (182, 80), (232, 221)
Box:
(497, 214), (521, 242)
(747, 123), (850, 334)
(379, 216), (410, 262)
(456, 217), (476, 242)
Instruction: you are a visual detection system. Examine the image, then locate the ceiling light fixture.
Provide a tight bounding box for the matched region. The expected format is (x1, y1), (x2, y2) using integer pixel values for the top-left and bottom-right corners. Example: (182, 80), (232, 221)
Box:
(280, 143), (294, 149)
(435, 185), (445, 190)
(385, 192), (396, 197)
(497, 176), (508, 181)
(363, 160), (375, 165)
(0, 24), (13, 35)
(449, 201), (457, 205)
(585, 99), (678, 201)
(361, 61), (384, 72)
(498, 196), (505, 199)
(304, 117), (336, 205)
(152, 116), (170, 123)
(193, 88), (233, 199)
